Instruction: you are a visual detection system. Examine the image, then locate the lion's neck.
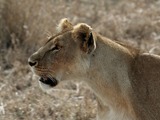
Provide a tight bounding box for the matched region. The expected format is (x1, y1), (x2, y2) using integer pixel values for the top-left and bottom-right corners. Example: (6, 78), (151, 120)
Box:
(86, 34), (136, 120)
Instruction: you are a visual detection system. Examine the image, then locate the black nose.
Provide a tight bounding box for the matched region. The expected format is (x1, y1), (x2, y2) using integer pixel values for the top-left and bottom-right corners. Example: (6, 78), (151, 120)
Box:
(28, 57), (38, 67)
(28, 61), (37, 67)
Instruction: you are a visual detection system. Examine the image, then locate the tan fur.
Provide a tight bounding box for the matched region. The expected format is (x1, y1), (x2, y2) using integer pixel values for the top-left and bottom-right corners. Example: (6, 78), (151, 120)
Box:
(57, 18), (73, 32)
(28, 18), (160, 120)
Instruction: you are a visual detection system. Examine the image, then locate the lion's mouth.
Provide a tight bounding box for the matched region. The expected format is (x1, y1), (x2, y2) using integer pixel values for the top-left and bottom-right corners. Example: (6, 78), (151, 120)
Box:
(39, 77), (58, 87)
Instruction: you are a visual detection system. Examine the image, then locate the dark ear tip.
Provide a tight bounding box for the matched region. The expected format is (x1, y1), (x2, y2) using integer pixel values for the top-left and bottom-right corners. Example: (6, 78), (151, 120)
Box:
(79, 32), (87, 40)
(88, 32), (93, 46)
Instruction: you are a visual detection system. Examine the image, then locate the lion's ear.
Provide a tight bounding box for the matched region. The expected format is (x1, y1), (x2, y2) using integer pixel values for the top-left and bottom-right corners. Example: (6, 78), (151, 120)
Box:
(57, 18), (73, 32)
(73, 23), (96, 54)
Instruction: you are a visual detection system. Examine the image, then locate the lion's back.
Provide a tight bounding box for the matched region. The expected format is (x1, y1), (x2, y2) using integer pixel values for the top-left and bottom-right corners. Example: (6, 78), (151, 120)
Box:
(131, 53), (160, 120)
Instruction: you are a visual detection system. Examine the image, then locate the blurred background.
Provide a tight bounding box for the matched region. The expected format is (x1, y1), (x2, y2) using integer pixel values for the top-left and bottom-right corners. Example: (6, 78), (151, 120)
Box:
(0, 0), (160, 119)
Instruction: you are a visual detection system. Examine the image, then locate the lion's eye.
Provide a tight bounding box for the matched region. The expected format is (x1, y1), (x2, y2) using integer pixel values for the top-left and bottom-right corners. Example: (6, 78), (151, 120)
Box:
(50, 45), (61, 51)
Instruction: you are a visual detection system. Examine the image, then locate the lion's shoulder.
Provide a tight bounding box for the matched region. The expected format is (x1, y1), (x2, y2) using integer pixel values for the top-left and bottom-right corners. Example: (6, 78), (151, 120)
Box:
(133, 53), (160, 72)
(130, 53), (160, 119)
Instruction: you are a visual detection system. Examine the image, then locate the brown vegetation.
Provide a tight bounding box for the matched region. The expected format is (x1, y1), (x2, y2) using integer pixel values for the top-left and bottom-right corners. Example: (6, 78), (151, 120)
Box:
(0, 0), (160, 119)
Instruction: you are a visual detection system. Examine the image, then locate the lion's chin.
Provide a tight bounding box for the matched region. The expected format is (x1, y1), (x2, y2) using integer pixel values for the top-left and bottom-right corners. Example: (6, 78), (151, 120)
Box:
(39, 81), (52, 91)
(38, 77), (58, 90)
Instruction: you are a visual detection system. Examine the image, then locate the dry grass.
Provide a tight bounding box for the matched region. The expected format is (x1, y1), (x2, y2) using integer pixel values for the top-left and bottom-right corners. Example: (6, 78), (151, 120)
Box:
(0, 0), (160, 120)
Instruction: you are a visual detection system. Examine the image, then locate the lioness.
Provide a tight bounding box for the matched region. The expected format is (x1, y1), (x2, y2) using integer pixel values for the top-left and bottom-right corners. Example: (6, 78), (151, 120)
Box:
(28, 18), (160, 120)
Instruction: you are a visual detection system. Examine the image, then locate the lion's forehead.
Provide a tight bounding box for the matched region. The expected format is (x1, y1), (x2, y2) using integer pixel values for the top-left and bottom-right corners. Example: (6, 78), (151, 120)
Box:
(46, 31), (72, 44)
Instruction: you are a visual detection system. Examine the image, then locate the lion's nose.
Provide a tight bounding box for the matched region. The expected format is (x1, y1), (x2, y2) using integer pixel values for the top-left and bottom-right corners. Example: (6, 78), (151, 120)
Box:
(28, 58), (38, 67)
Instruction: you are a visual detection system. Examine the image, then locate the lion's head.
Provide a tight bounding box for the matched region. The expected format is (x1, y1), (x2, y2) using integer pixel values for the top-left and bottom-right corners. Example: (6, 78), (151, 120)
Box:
(28, 18), (96, 90)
